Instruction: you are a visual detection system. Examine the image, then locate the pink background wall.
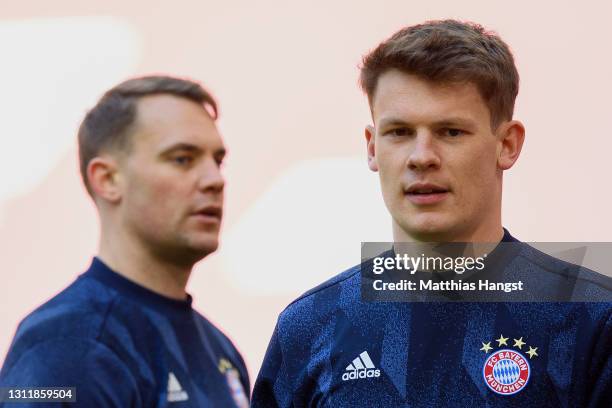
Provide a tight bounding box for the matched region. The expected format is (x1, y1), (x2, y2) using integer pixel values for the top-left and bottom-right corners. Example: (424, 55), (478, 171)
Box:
(1, 1), (611, 383)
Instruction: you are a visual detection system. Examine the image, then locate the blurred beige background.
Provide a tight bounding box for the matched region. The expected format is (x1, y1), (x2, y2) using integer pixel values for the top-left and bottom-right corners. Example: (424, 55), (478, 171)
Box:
(1, 0), (611, 384)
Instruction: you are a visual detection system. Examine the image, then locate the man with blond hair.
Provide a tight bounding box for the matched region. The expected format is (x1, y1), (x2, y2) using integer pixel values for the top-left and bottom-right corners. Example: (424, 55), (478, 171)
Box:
(0, 76), (249, 407)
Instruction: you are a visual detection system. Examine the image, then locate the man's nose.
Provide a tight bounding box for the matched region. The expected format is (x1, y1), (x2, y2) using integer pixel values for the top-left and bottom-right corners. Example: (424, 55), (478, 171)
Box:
(198, 158), (225, 193)
(406, 131), (441, 171)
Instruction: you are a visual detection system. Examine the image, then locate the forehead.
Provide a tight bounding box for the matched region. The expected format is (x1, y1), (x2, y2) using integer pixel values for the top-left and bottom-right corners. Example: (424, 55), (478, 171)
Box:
(131, 94), (223, 151)
(371, 70), (491, 126)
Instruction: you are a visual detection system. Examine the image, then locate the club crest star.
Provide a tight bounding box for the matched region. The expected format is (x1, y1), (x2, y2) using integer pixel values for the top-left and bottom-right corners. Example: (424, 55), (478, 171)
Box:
(480, 341), (493, 353)
(495, 334), (509, 347)
(513, 337), (526, 349)
(527, 346), (538, 359)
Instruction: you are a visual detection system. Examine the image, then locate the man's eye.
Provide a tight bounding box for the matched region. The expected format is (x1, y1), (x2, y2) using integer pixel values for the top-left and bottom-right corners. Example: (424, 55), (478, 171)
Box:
(173, 156), (193, 165)
(444, 128), (464, 137)
(386, 128), (411, 137)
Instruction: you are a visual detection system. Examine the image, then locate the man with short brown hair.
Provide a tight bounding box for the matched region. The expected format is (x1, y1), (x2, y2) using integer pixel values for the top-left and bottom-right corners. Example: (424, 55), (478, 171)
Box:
(252, 20), (611, 406)
(0, 76), (250, 407)
(359, 19), (523, 244)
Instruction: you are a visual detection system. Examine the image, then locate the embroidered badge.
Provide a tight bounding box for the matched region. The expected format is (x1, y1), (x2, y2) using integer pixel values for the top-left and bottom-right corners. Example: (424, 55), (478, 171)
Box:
(480, 334), (538, 395)
(218, 358), (249, 408)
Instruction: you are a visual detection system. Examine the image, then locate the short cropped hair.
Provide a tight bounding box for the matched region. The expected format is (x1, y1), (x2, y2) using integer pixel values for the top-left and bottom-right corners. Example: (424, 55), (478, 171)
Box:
(359, 20), (519, 128)
(77, 75), (218, 196)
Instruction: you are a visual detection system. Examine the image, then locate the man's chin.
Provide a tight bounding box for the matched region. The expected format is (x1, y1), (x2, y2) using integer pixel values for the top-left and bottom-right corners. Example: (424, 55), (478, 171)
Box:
(398, 218), (456, 242)
(191, 239), (219, 258)
(172, 236), (219, 264)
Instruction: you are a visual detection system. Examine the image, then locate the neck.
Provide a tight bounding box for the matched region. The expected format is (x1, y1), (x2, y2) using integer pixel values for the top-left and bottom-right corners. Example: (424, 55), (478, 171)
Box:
(392, 220), (505, 265)
(98, 224), (193, 301)
(393, 221), (504, 244)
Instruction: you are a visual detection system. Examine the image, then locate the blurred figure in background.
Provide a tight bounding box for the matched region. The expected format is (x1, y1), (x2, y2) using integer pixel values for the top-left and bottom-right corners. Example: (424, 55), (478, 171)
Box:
(0, 76), (249, 407)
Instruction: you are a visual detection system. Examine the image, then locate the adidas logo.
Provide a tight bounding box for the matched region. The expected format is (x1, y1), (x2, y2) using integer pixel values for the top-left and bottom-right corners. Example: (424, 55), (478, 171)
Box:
(167, 372), (189, 402)
(342, 351), (381, 381)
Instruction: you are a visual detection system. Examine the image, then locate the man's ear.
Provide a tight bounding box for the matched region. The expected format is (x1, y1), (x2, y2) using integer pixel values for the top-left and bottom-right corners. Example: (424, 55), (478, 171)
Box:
(87, 156), (123, 203)
(365, 125), (378, 172)
(497, 120), (525, 170)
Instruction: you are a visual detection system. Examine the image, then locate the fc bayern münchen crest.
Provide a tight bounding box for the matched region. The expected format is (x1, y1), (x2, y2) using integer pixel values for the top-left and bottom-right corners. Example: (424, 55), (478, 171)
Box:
(479, 334), (538, 396)
(218, 358), (249, 408)
(482, 348), (530, 395)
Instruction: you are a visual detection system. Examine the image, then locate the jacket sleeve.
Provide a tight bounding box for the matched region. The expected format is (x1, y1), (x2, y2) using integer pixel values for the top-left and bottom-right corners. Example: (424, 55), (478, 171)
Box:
(251, 321), (294, 408)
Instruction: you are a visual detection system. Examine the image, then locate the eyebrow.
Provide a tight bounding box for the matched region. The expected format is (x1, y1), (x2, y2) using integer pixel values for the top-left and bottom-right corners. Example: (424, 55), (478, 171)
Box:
(159, 143), (226, 157)
(377, 117), (477, 129)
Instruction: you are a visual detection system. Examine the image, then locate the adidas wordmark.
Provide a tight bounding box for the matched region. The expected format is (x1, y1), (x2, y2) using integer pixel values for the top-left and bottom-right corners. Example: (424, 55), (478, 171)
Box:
(342, 351), (381, 381)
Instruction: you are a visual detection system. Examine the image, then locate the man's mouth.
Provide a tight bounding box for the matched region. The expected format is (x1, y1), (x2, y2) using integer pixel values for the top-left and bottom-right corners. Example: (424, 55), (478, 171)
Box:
(404, 183), (450, 205)
(192, 206), (223, 223)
